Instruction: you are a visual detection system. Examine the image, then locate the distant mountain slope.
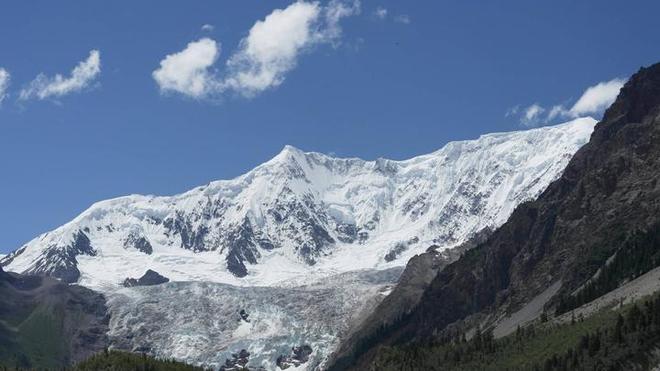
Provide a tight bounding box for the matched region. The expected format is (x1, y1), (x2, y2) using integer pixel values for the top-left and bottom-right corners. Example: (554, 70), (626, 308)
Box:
(338, 62), (660, 370)
(0, 266), (109, 369)
(1, 119), (594, 289)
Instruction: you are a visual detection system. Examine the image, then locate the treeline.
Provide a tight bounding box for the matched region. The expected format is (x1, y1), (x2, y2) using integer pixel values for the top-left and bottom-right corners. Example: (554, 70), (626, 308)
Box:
(370, 293), (660, 370)
(1, 350), (208, 371)
(329, 309), (415, 371)
(74, 350), (209, 371)
(556, 222), (660, 315)
(534, 295), (660, 370)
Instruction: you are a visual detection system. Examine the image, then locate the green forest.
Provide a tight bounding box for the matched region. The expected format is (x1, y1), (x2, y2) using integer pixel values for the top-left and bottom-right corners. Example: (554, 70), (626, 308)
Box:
(370, 292), (660, 370)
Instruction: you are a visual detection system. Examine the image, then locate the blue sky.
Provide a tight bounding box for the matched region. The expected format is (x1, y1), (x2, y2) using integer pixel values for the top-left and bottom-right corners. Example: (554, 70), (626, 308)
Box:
(1, 1), (659, 253)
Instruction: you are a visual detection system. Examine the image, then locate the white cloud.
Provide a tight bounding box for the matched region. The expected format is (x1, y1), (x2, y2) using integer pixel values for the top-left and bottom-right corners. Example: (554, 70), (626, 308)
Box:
(223, 1), (323, 96)
(394, 14), (411, 24)
(568, 78), (625, 117)
(201, 24), (215, 32)
(20, 50), (101, 100)
(520, 103), (545, 127)
(152, 38), (220, 98)
(504, 105), (520, 117)
(153, 0), (360, 99)
(0, 68), (10, 105)
(547, 104), (566, 121)
(373, 7), (388, 20)
(509, 77), (626, 127)
(323, 0), (361, 42)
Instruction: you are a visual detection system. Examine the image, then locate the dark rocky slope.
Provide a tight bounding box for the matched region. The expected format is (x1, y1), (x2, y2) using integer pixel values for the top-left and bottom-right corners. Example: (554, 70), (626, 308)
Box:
(329, 228), (491, 369)
(123, 269), (170, 287)
(0, 266), (109, 369)
(336, 62), (660, 369)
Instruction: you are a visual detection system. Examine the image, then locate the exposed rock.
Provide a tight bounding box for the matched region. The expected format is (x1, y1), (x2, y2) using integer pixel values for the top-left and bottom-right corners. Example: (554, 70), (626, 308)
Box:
(124, 231), (153, 255)
(239, 309), (250, 322)
(335, 223), (358, 243)
(224, 218), (262, 277)
(384, 242), (406, 262)
(220, 349), (250, 371)
(123, 269), (169, 287)
(277, 345), (313, 369)
(20, 230), (97, 283)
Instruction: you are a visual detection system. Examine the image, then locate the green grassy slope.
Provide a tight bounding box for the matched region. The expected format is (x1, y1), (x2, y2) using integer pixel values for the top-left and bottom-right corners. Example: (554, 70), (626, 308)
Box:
(0, 271), (108, 370)
(0, 297), (67, 369)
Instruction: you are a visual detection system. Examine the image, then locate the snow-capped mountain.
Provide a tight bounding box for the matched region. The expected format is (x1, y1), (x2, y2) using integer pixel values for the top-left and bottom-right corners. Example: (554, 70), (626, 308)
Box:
(0, 118), (596, 369)
(1, 118), (596, 290)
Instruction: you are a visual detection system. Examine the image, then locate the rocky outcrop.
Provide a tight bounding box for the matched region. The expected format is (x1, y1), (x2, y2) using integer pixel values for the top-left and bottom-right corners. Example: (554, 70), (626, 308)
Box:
(122, 269), (169, 287)
(219, 349), (250, 371)
(123, 231), (153, 255)
(8, 229), (98, 283)
(277, 345), (313, 369)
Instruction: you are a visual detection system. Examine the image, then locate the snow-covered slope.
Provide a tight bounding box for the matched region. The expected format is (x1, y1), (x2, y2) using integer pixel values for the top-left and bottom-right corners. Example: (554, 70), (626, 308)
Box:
(1, 118), (596, 289)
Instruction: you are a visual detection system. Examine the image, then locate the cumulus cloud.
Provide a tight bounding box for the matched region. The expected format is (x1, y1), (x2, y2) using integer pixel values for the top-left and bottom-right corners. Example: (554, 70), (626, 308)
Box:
(509, 77), (626, 127)
(152, 38), (220, 98)
(201, 24), (215, 32)
(223, 1), (324, 96)
(373, 7), (388, 20)
(20, 50), (101, 100)
(568, 78), (625, 117)
(0, 68), (10, 105)
(153, 0), (360, 99)
(520, 103), (545, 127)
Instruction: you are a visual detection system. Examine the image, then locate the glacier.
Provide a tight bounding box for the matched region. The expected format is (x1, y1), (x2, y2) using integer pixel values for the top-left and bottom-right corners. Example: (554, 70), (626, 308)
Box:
(1, 117), (596, 369)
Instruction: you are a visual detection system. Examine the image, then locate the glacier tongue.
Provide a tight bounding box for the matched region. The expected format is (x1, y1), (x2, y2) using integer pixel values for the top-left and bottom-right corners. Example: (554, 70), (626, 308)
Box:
(0, 118), (597, 370)
(107, 268), (402, 370)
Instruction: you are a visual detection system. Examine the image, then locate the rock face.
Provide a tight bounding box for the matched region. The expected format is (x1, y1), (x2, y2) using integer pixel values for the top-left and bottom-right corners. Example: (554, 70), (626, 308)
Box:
(0, 266), (109, 369)
(277, 345), (313, 369)
(339, 63), (660, 369)
(123, 269), (169, 287)
(124, 231), (153, 255)
(2, 230), (97, 284)
(219, 349), (250, 371)
(1, 120), (594, 288)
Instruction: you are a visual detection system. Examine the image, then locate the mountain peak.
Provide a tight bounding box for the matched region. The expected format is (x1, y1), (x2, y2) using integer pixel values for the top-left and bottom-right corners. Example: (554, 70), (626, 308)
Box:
(269, 144), (307, 164)
(280, 144), (302, 154)
(2, 120), (595, 289)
